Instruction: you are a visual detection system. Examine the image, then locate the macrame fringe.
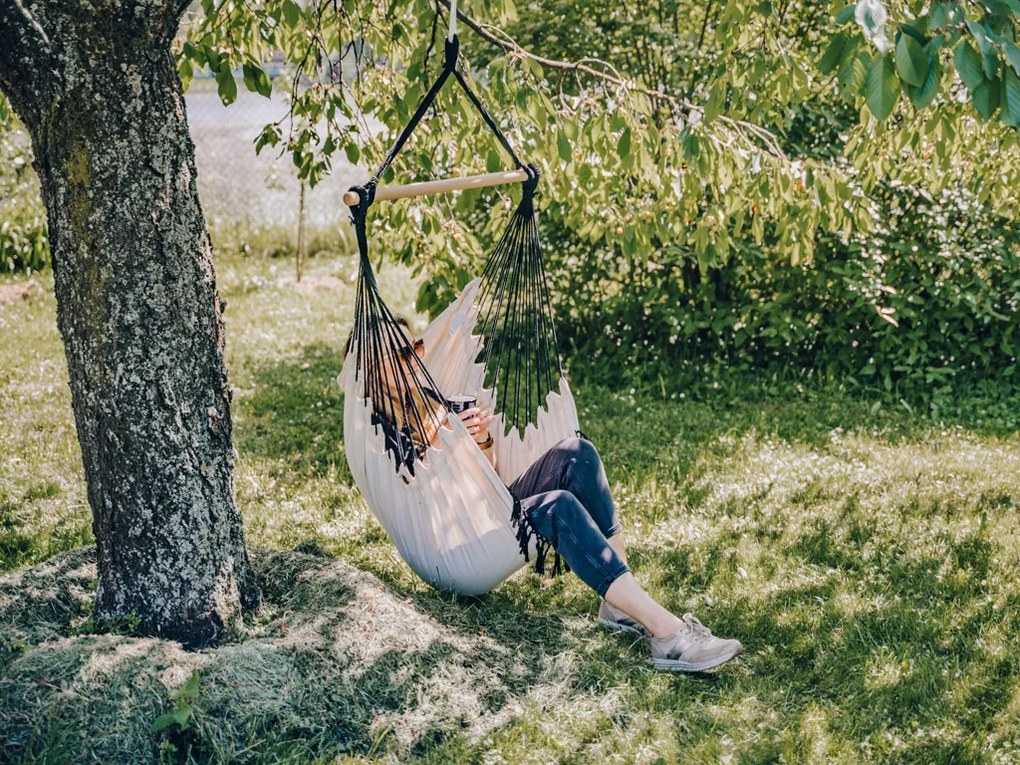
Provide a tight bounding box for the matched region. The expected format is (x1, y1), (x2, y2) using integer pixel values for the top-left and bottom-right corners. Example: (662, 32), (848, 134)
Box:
(474, 164), (565, 438)
(509, 493), (571, 579)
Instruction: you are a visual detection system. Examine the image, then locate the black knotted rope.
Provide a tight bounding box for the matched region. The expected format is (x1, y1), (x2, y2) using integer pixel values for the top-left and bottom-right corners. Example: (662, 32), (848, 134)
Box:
(473, 163), (564, 438)
(349, 186), (449, 477)
(345, 33), (566, 578)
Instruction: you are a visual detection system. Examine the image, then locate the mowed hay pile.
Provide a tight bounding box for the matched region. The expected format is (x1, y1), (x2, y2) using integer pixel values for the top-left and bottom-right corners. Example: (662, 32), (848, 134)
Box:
(0, 545), (565, 762)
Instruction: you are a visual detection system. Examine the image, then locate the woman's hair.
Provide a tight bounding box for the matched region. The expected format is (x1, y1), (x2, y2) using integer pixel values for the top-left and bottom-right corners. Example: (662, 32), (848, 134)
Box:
(345, 314), (443, 447)
(344, 315), (413, 357)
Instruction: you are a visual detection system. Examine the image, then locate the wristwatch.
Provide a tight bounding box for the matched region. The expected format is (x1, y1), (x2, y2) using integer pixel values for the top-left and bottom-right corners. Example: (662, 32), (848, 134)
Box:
(477, 432), (494, 450)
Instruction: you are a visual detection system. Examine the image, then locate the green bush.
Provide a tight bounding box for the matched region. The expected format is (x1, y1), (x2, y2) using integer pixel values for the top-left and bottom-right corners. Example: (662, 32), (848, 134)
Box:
(545, 180), (1020, 398)
(0, 127), (48, 274)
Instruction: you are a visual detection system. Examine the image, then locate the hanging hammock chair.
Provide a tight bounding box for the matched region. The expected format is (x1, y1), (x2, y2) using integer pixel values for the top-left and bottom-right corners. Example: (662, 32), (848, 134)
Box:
(340, 30), (582, 596)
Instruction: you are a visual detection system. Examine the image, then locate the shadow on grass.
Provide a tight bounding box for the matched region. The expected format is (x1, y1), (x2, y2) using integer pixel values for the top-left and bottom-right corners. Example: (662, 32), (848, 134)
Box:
(1, 545), (575, 764)
(234, 341), (1018, 492)
(574, 378), (1020, 485)
(608, 514), (1019, 763)
(0, 490), (92, 575)
(220, 344), (1020, 761)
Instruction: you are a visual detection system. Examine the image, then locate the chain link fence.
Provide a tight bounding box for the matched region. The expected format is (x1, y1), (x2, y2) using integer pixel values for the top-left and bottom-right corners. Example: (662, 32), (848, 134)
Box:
(189, 69), (381, 267)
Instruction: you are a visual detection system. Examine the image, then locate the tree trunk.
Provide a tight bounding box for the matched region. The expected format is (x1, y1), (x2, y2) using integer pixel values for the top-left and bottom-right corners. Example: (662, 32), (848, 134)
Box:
(0, 0), (261, 648)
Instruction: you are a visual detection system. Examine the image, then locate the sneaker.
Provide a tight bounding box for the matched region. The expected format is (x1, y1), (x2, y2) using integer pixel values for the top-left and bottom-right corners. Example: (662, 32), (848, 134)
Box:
(650, 613), (742, 672)
(598, 600), (649, 637)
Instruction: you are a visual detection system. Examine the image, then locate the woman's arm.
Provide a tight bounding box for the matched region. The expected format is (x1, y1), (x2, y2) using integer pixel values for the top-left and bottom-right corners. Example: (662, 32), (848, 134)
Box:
(418, 402), (448, 449)
(480, 438), (497, 471)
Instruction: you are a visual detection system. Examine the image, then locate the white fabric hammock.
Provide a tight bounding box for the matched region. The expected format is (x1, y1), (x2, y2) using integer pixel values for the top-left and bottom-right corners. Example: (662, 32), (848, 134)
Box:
(341, 277), (580, 595)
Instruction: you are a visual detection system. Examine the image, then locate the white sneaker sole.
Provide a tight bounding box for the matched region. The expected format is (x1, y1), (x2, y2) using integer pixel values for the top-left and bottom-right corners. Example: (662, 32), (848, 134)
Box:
(651, 644), (742, 673)
(598, 616), (649, 637)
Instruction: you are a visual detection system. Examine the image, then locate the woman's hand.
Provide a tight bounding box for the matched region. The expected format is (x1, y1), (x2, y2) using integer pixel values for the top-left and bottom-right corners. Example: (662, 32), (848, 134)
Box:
(458, 406), (493, 444)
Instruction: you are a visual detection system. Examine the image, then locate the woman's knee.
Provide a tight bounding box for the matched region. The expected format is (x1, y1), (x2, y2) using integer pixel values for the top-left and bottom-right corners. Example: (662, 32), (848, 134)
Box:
(555, 435), (599, 461)
(543, 489), (587, 523)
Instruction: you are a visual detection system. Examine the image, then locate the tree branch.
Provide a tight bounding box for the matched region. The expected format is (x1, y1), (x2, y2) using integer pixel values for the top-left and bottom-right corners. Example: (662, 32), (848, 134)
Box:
(0, 0), (57, 125)
(154, 0), (192, 41)
(6, 0), (52, 47)
(436, 0), (788, 161)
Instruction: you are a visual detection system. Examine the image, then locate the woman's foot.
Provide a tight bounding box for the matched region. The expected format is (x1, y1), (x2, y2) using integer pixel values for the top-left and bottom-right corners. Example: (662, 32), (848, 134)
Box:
(650, 613), (742, 672)
(598, 599), (650, 637)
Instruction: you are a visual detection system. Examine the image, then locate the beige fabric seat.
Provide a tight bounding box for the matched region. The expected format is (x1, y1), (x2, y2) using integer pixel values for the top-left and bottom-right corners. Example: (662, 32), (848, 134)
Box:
(341, 278), (580, 595)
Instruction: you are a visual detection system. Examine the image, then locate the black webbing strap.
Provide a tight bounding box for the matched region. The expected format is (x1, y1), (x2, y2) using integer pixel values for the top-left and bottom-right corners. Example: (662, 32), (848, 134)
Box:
(348, 185), (449, 476)
(450, 66), (524, 172)
(360, 35), (525, 203)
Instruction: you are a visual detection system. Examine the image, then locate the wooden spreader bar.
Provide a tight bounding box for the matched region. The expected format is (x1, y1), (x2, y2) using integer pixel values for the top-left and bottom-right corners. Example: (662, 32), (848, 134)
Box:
(342, 168), (529, 207)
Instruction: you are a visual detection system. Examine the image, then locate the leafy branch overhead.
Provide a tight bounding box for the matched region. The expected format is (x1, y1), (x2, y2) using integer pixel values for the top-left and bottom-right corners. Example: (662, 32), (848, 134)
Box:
(827, 0), (1020, 126)
(166, 0), (1020, 317)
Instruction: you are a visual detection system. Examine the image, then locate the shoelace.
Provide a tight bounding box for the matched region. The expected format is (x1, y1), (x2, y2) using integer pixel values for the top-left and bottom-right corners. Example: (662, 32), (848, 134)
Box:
(680, 613), (714, 644)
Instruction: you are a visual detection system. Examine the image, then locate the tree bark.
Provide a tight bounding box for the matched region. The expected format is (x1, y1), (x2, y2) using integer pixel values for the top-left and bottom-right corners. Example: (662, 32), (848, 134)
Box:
(0, 0), (261, 648)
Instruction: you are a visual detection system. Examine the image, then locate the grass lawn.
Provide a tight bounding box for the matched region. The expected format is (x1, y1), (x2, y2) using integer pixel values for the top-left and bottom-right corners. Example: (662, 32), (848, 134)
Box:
(1, 251), (1019, 764)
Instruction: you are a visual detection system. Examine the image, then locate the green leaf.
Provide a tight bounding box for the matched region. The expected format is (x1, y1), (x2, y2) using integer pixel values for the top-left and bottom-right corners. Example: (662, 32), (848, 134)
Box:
(982, 50), (1000, 80)
(929, 3), (959, 30)
(485, 149), (501, 173)
(838, 48), (867, 91)
(617, 127), (632, 159)
(215, 66), (237, 106)
(680, 129), (699, 158)
(895, 33), (928, 86)
(1002, 67), (1020, 126)
(905, 48), (942, 109)
(954, 40), (984, 91)
(899, 23), (926, 46)
(835, 4), (855, 24)
(820, 32), (847, 75)
(1003, 41), (1020, 78)
(242, 63), (272, 98)
(282, 0), (301, 27)
(864, 52), (900, 121)
(704, 86), (725, 120)
(178, 57), (194, 91)
(151, 713), (178, 733)
(345, 142), (360, 164)
(525, 58), (544, 79)
(972, 78), (1000, 120)
(557, 132), (571, 163)
(966, 20), (993, 54)
(203, 44), (222, 74)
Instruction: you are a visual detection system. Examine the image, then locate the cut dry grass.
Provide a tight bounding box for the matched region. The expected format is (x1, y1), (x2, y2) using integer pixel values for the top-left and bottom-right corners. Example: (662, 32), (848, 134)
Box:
(1, 545), (576, 764)
(1, 251), (1019, 764)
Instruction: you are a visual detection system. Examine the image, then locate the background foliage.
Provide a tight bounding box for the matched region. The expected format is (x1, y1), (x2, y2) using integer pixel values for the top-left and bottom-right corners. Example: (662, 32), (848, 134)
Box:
(0, 98), (47, 274)
(2, 0), (1019, 395)
(174, 0), (1020, 396)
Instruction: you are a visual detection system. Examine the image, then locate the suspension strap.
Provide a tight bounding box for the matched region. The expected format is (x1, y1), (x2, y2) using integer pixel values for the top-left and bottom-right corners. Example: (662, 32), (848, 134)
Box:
(363, 33), (525, 202)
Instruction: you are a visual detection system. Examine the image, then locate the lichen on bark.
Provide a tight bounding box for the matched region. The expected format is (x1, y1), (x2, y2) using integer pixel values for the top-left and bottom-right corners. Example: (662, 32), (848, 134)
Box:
(0, 0), (262, 649)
